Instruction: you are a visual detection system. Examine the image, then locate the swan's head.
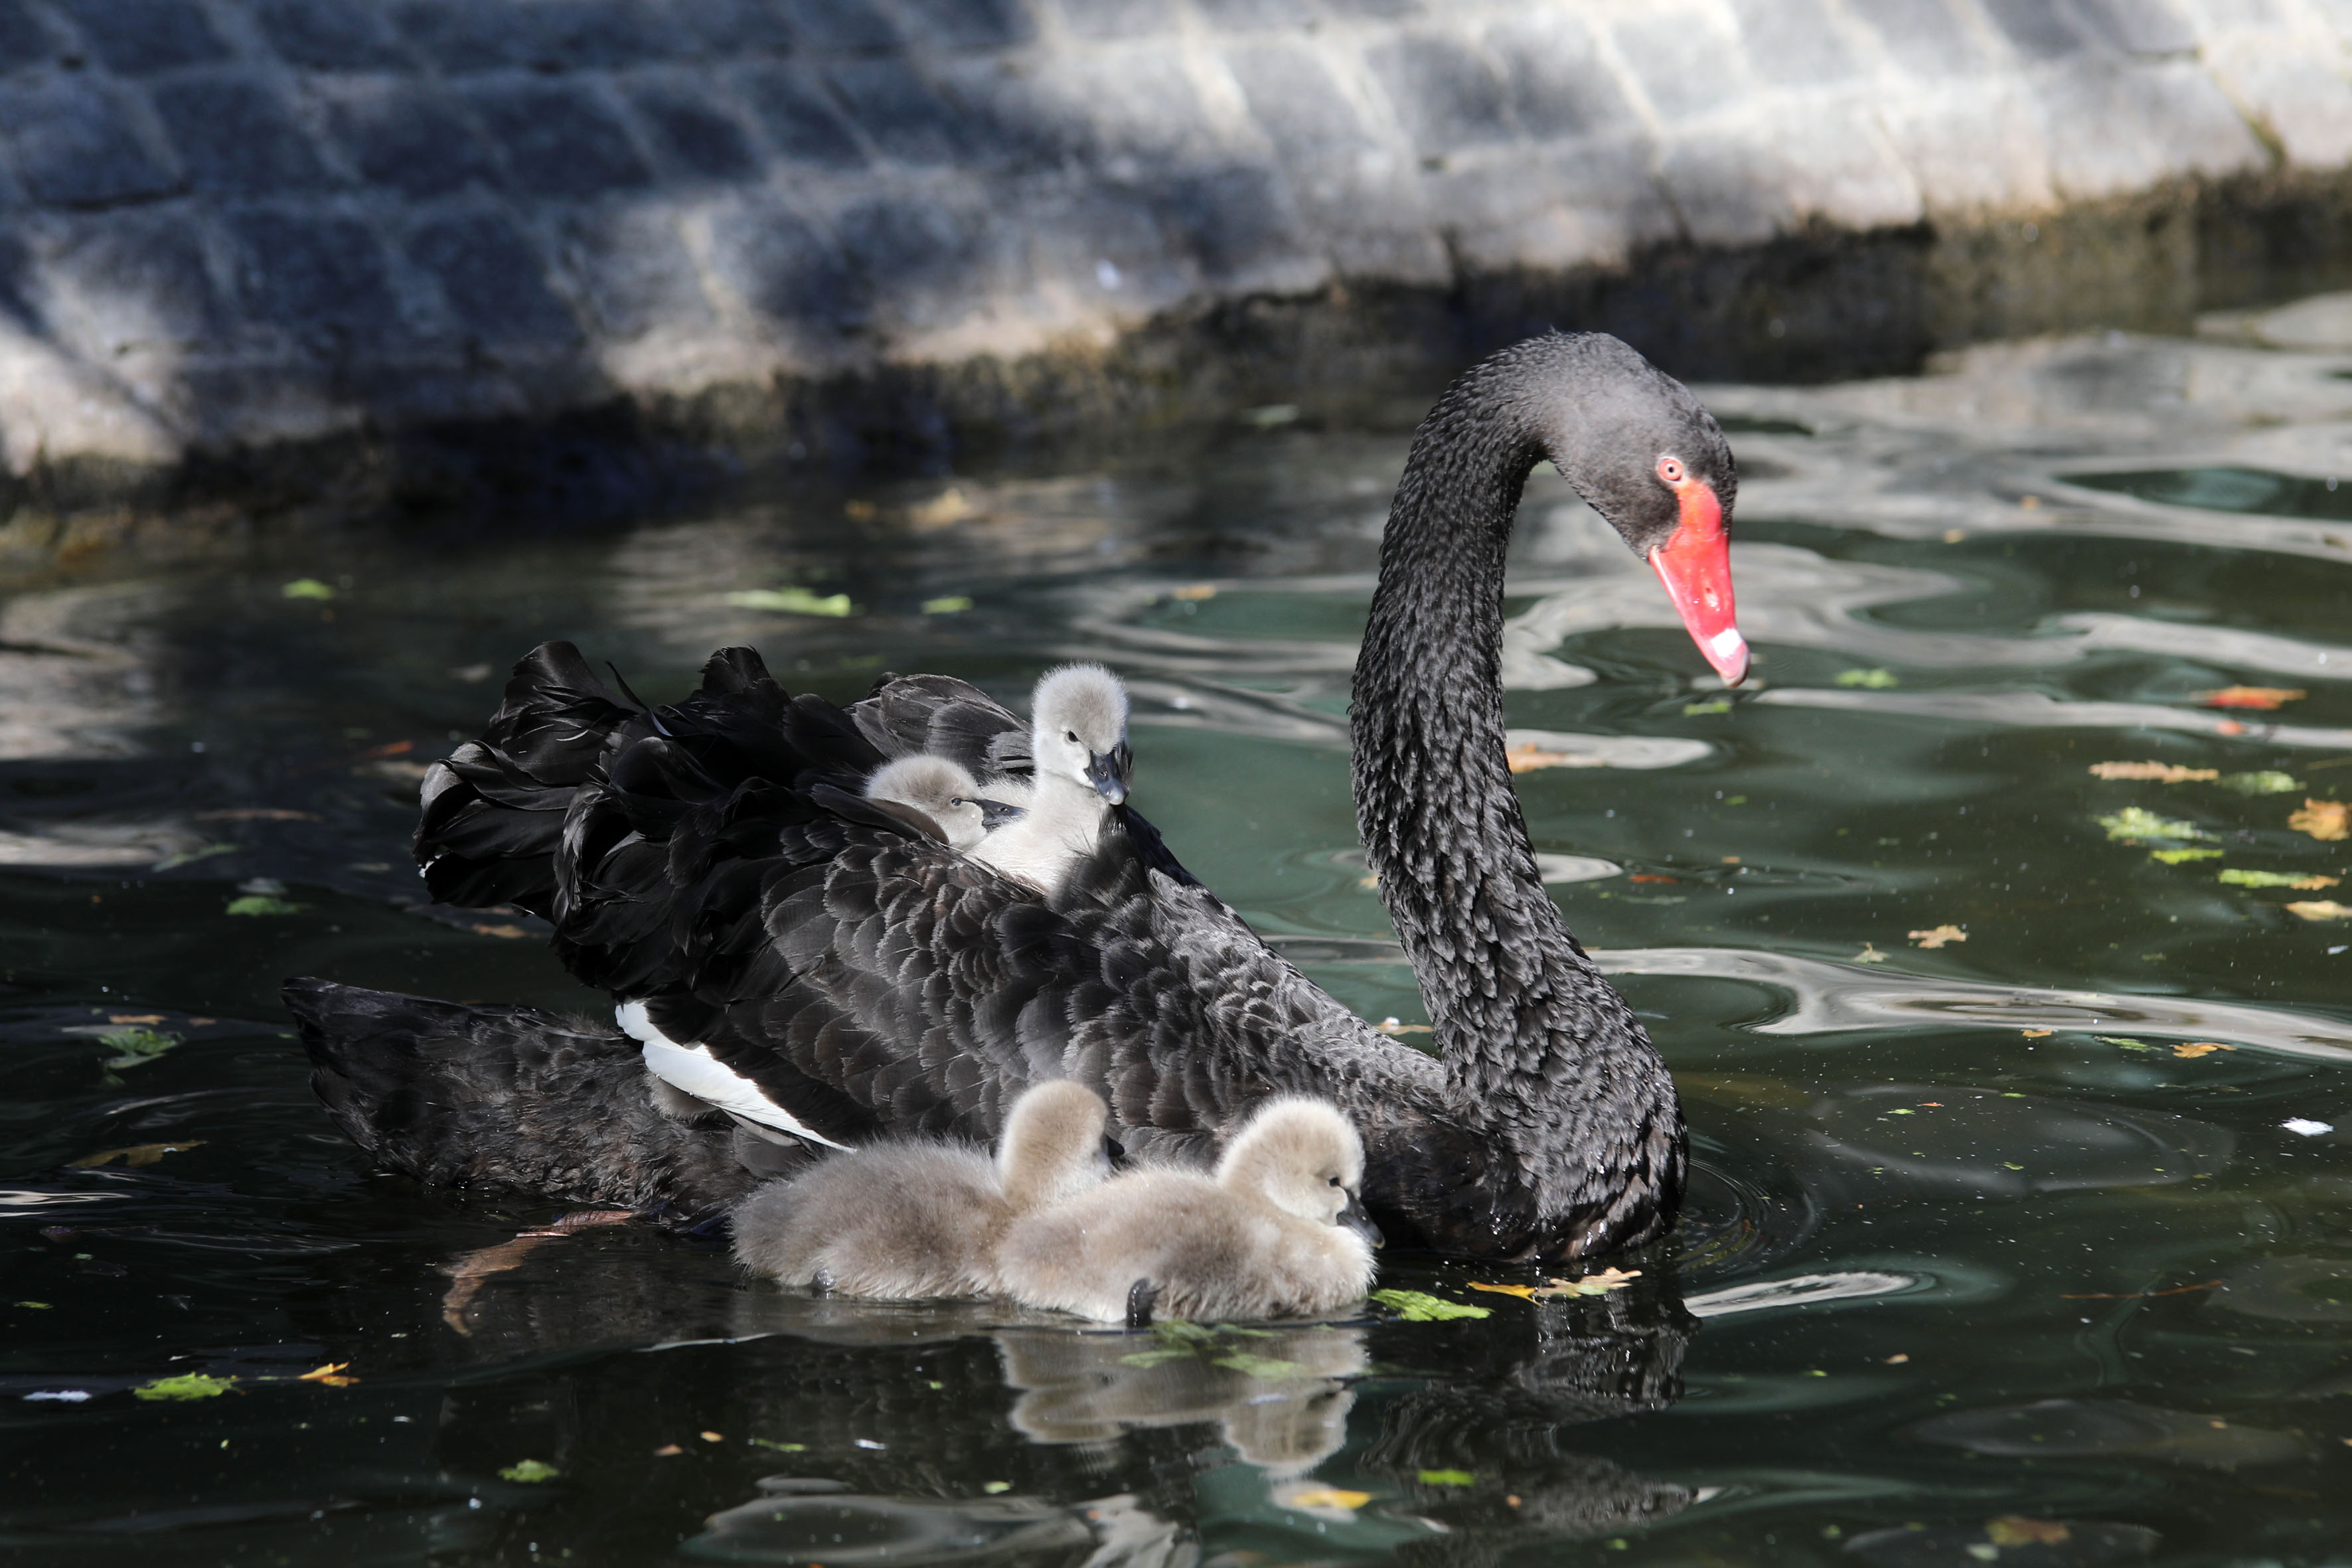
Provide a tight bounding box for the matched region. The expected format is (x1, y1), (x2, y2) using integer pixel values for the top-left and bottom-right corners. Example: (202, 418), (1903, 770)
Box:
(1216, 1098), (1382, 1249)
(865, 755), (1024, 852)
(998, 1079), (1115, 1210)
(1539, 334), (1745, 686)
(1030, 664), (1133, 805)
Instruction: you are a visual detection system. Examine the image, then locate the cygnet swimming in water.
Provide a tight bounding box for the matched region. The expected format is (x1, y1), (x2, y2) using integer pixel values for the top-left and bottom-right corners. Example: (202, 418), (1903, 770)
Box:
(971, 665), (1131, 895)
(995, 1097), (1382, 1324)
(732, 1079), (1115, 1298)
(863, 754), (1024, 852)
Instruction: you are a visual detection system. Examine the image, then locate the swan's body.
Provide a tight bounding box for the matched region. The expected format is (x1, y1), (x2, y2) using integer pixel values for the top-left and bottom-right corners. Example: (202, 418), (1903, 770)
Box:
(863, 755), (1021, 852)
(969, 665), (1131, 894)
(301, 331), (1745, 1261)
(733, 1081), (1111, 1297)
(996, 1097), (1379, 1322)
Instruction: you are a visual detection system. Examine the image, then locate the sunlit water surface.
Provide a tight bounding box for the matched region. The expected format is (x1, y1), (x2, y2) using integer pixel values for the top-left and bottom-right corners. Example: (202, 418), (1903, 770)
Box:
(6, 316), (2352, 1567)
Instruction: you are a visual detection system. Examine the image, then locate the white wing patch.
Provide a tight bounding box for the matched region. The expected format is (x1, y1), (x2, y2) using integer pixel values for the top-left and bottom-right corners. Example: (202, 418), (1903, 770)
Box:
(617, 1000), (853, 1151)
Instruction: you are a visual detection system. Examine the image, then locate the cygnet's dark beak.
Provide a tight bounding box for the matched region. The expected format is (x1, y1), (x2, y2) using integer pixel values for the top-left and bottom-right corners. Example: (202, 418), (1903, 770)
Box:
(973, 796), (1026, 829)
(1338, 1190), (1384, 1249)
(1102, 1133), (1129, 1170)
(1085, 743), (1131, 805)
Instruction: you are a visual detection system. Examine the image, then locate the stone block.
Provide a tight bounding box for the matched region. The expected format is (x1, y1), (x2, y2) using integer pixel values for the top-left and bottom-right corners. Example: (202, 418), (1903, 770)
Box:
(736, 63), (865, 166)
(1658, 100), (1921, 246)
(321, 78), (501, 197)
(823, 58), (965, 165)
(1223, 39), (1379, 163)
(1, 76), (177, 208)
(466, 79), (653, 196)
(38, 210), (220, 350)
(1189, 0), (1316, 27)
(1977, 0), (2086, 60)
(1725, 0), (1863, 87)
(1146, 162), (1321, 292)
(2034, 57), (2263, 199)
(1871, 77), (2054, 214)
(1320, 0), (1421, 17)
(931, 56), (1089, 173)
(684, 0), (799, 53)
(627, 77), (759, 180)
(151, 76), (336, 195)
(1013, 185), (1193, 315)
(253, 0), (412, 69)
(891, 0), (1034, 50)
(391, 1), (537, 71)
(775, 0), (898, 52)
(1849, 0), (1988, 78)
(406, 210), (578, 343)
(706, 196), (866, 335)
(0, 0), (59, 71)
(53, 0), (228, 73)
(1479, 9), (1632, 142)
(1050, 46), (1221, 167)
(515, 0), (687, 68)
(1041, 0), (1171, 40)
(830, 190), (988, 331)
(229, 209), (402, 334)
(2204, 37), (2352, 168)
(1608, 6), (1755, 123)
(558, 204), (710, 337)
(2069, 0), (2197, 58)
(1366, 28), (1515, 156)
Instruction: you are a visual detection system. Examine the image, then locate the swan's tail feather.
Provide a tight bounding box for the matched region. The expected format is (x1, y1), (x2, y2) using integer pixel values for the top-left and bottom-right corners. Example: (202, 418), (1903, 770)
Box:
(285, 977), (767, 1214)
(415, 641), (643, 916)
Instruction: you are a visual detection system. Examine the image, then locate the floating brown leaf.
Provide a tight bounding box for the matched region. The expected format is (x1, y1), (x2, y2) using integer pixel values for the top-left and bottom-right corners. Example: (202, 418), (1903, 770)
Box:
(2287, 900), (2352, 921)
(1467, 1281), (1538, 1300)
(297, 1362), (357, 1387)
(1986, 1517), (2071, 1547)
(1909, 924), (1967, 949)
(2088, 761), (2218, 782)
(2195, 686), (2306, 710)
(1504, 744), (1575, 773)
(107, 1013), (165, 1025)
(68, 1141), (203, 1168)
(2173, 1043), (2234, 1058)
(2290, 798), (2349, 841)
(1531, 1266), (1642, 1300)
(469, 923), (531, 939)
(2021, 1028), (2052, 1038)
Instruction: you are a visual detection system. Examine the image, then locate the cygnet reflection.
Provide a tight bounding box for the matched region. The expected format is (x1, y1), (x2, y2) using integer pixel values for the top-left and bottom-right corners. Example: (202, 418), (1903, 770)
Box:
(994, 1322), (1368, 1478)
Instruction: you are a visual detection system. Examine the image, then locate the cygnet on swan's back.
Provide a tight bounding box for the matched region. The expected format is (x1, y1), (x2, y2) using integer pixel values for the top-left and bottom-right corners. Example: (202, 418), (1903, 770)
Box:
(732, 1080), (1113, 1298)
(971, 665), (1131, 894)
(995, 1097), (1381, 1323)
(863, 755), (1022, 853)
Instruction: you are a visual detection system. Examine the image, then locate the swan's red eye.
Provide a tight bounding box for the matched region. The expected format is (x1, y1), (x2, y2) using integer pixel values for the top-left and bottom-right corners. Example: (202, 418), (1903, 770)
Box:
(1657, 455), (1687, 485)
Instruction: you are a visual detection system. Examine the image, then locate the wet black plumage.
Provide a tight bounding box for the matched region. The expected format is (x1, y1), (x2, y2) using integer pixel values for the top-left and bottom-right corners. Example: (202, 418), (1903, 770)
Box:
(296, 331), (1725, 1260)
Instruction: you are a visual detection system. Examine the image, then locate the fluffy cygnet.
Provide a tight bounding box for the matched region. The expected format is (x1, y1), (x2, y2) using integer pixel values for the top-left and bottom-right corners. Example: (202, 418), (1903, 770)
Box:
(732, 1079), (1114, 1298)
(864, 755), (1023, 852)
(971, 664), (1131, 894)
(995, 1097), (1381, 1324)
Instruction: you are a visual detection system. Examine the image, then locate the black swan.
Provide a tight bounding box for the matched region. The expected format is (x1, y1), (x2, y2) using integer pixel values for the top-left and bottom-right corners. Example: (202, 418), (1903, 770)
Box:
(288, 331), (1743, 1261)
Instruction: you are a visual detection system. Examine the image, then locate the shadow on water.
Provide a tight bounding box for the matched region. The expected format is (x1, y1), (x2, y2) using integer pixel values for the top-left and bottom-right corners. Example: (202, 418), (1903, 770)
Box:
(7, 319), (2352, 1561)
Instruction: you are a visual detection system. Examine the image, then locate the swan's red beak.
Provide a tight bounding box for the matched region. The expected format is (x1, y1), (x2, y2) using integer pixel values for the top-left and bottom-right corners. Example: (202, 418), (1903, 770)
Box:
(1648, 481), (1747, 686)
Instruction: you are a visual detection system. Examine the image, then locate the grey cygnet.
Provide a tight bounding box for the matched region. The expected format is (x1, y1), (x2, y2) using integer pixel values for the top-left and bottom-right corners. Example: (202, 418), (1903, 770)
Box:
(995, 1097), (1382, 1323)
(972, 665), (1131, 894)
(863, 755), (1023, 852)
(731, 1079), (1113, 1298)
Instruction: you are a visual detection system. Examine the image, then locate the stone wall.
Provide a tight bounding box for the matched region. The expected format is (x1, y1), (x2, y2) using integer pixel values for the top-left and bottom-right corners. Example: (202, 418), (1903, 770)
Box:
(2, 0), (2351, 516)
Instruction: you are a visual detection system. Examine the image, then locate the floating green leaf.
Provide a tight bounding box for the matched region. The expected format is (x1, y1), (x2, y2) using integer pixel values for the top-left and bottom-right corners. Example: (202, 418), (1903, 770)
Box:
(98, 1028), (181, 1069)
(281, 578), (336, 601)
(499, 1459), (560, 1483)
(2096, 807), (2210, 843)
(981, 1481), (1012, 1495)
(1417, 1469), (1476, 1486)
(2150, 848), (2223, 864)
(2096, 1036), (2156, 1052)
(134, 1372), (235, 1401)
(2217, 868), (2341, 890)
(725, 588), (854, 617)
(1834, 668), (1899, 688)
(747, 1437), (805, 1453)
(1212, 1352), (1311, 1379)
(1682, 698), (1730, 716)
(17, 1301), (51, 1309)
(1117, 1348), (1194, 1368)
(224, 895), (303, 917)
(1369, 1289), (1491, 1322)
(2219, 771), (2302, 795)
(921, 595), (973, 615)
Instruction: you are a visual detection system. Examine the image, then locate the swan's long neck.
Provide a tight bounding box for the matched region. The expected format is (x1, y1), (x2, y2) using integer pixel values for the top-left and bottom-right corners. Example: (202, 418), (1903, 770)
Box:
(1352, 355), (1678, 1170)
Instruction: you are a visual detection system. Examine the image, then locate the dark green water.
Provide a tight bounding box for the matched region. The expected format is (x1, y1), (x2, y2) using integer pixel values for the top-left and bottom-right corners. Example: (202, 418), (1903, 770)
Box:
(5, 328), (2352, 1566)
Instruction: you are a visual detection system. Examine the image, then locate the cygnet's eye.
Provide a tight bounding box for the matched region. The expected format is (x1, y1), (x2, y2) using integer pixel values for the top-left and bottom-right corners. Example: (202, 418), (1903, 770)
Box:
(1064, 729), (1079, 744)
(1327, 1175), (1342, 1187)
(948, 797), (968, 807)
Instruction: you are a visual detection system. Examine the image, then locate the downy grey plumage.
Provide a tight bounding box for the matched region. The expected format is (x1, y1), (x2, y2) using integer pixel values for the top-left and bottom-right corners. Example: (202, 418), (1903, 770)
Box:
(732, 1080), (1112, 1298)
(996, 1097), (1380, 1323)
(969, 665), (1131, 894)
(862, 755), (1022, 853)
